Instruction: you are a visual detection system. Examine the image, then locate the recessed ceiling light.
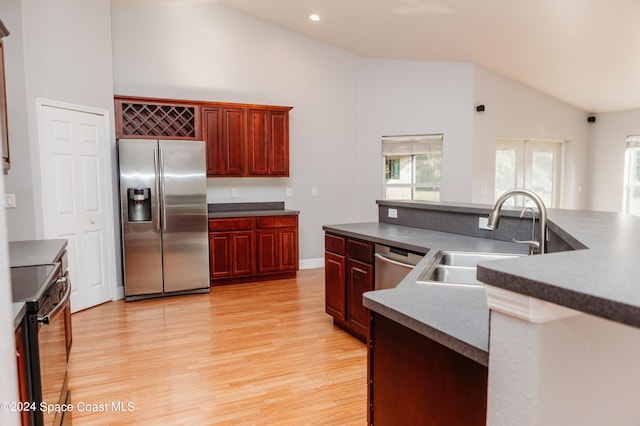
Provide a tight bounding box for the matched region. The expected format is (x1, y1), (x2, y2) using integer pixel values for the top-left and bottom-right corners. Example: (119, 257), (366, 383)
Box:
(308, 14), (321, 22)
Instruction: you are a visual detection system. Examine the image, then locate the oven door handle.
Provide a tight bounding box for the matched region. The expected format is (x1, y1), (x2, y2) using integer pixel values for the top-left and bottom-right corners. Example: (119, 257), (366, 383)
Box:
(37, 275), (70, 325)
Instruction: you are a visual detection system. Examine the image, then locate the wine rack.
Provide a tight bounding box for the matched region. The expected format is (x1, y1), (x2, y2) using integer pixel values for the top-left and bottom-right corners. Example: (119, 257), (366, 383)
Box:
(115, 98), (201, 140)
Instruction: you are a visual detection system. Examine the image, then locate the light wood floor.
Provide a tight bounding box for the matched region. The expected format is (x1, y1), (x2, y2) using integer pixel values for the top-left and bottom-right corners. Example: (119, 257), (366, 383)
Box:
(67, 268), (368, 425)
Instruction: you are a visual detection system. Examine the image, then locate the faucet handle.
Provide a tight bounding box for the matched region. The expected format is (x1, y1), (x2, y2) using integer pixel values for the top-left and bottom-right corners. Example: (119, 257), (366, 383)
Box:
(513, 239), (540, 255)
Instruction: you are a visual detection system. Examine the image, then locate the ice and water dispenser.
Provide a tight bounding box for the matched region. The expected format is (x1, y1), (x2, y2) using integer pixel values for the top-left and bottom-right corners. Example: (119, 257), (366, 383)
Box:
(127, 188), (151, 222)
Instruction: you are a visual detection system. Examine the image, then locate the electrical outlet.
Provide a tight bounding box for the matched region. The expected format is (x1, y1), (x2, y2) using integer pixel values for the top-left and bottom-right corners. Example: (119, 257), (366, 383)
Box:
(478, 216), (492, 230)
(4, 194), (16, 209)
(286, 188), (292, 197)
(388, 208), (398, 218)
(311, 187), (318, 196)
(231, 188), (238, 198)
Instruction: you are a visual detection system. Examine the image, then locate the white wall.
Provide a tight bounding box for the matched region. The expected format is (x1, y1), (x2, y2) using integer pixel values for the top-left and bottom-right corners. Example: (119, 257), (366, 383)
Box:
(588, 108), (640, 212)
(473, 66), (590, 209)
(358, 59), (475, 220)
(111, 2), (361, 262)
(1, 0), (36, 242)
(2, 0), (116, 243)
(0, 4), (118, 410)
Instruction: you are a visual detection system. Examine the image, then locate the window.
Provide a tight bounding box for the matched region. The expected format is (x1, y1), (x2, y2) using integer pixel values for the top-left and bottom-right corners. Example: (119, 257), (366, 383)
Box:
(382, 134), (443, 201)
(623, 136), (640, 216)
(495, 138), (563, 208)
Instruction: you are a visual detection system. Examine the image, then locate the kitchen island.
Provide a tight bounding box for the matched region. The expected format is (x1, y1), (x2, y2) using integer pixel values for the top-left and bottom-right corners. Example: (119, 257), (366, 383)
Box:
(325, 200), (640, 426)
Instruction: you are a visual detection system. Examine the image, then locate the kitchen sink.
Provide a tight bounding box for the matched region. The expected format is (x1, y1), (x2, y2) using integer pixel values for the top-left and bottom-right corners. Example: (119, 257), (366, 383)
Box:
(438, 251), (524, 267)
(427, 265), (481, 286)
(416, 250), (525, 287)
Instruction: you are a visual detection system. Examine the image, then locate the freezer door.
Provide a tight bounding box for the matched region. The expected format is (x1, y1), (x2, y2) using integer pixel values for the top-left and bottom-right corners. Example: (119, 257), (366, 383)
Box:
(118, 139), (163, 296)
(159, 140), (210, 292)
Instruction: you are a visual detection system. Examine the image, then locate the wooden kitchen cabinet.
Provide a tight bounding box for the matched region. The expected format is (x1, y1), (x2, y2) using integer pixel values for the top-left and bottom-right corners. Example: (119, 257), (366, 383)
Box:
(203, 106), (246, 176)
(369, 313), (488, 425)
(1, 20), (10, 174)
(15, 322), (29, 426)
(256, 215), (298, 273)
(324, 250), (346, 320)
(209, 218), (255, 279)
(115, 96), (292, 178)
(248, 109), (289, 176)
(346, 258), (373, 338)
(324, 233), (374, 341)
(209, 214), (298, 285)
(204, 105), (291, 178)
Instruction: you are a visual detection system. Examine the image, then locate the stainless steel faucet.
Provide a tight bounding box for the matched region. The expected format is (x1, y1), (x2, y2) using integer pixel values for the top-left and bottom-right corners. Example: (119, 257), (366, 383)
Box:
(486, 188), (548, 255)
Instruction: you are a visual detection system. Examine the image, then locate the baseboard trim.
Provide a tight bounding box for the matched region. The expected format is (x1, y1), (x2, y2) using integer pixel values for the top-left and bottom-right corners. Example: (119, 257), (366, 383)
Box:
(300, 257), (324, 270)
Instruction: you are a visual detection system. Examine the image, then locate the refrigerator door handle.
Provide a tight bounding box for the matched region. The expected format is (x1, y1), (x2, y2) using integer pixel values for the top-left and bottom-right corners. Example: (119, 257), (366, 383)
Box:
(159, 147), (167, 231)
(154, 147), (161, 231)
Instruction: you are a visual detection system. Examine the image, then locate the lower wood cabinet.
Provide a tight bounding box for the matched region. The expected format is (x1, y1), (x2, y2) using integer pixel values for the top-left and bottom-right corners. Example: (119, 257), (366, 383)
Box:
(369, 313), (488, 425)
(256, 216), (298, 273)
(324, 233), (374, 341)
(209, 215), (298, 285)
(15, 321), (29, 426)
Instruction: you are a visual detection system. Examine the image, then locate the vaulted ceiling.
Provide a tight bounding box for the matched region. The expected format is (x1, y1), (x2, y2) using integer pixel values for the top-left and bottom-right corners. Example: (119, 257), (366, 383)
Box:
(115, 0), (640, 113)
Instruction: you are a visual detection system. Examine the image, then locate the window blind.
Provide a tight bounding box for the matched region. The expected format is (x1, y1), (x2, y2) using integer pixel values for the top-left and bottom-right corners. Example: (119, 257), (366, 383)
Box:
(626, 135), (640, 148)
(382, 134), (443, 155)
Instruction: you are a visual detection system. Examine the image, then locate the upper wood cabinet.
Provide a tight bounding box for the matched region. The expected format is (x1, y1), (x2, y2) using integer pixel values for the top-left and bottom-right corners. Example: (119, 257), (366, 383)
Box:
(1, 20), (10, 174)
(248, 109), (289, 176)
(203, 106), (246, 176)
(114, 96), (292, 178)
(208, 105), (292, 178)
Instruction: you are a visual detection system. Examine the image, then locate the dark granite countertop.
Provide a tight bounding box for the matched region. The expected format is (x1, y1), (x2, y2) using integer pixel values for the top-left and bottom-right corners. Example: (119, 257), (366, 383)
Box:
(208, 201), (299, 219)
(376, 200), (640, 328)
(476, 208), (640, 328)
(9, 239), (68, 267)
(325, 201), (640, 365)
(323, 222), (527, 366)
(9, 239), (68, 327)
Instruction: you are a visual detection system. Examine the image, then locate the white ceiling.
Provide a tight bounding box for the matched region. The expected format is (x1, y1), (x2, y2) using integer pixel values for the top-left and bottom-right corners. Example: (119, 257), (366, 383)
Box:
(114, 0), (640, 113)
(216, 0), (640, 114)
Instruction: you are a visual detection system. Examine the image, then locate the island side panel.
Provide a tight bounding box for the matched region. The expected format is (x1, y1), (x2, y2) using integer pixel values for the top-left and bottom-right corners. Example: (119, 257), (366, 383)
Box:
(369, 313), (487, 425)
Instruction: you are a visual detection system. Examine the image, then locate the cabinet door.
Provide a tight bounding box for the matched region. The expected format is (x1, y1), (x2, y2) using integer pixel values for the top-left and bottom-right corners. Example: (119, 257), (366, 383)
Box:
(203, 106), (245, 176)
(347, 258), (373, 338)
(0, 40), (9, 174)
(203, 107), (222, 176)
(223, 108), (246, 176)
(210, 232), (232, 278)
(325, 251), (346, 320)
(278, 227), (298, 271)
(247, 109), (269, 175)
(268, 110), (289, 176)
(15, 326), (29, 426)
(256, 229), (278, 273)
(247, 109), (290, 176)
(232, 231), (254, 276)
(210, 230), (254, 279)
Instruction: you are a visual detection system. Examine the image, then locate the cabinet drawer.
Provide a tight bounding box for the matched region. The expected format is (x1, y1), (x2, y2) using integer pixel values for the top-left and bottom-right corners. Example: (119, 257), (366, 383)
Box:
(347, 239), (374, 264)
(325, 234), (346, 255)
(209, 218), (254, 231)
(256, 215), (297, 228)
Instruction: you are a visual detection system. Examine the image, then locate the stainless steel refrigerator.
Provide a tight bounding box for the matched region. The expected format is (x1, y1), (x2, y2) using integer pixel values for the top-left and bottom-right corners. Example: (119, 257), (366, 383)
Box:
(117, 139), (210, 300)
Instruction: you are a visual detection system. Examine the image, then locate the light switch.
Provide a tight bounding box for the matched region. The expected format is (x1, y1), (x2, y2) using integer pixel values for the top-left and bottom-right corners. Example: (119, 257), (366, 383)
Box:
(4, 194), (15, 209)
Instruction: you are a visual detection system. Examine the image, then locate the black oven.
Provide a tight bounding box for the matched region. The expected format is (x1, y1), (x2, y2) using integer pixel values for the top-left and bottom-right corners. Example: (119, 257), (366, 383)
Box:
(11, 263), (72, 426)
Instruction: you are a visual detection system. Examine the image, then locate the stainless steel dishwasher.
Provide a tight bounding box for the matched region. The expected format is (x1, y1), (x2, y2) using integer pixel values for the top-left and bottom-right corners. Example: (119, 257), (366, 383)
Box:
(374, 244), (424, 290)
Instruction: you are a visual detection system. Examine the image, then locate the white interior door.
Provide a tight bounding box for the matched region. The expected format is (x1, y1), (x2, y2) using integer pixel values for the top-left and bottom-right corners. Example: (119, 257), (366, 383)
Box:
(37, 100), (115, 312)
